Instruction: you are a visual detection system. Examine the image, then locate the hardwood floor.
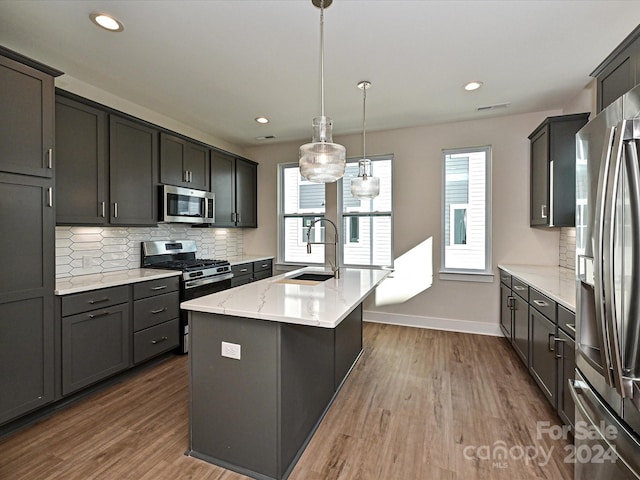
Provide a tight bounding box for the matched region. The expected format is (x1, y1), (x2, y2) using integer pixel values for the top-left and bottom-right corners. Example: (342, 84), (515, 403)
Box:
(0, 323), (573, 480)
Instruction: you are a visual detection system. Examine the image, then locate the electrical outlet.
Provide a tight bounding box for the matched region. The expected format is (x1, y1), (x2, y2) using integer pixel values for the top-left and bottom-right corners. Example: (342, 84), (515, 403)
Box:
(221, 341), (241, 360)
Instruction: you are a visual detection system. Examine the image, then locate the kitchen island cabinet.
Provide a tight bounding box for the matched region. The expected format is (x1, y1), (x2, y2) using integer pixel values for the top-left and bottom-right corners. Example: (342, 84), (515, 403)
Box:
(182, 267), (390, 480)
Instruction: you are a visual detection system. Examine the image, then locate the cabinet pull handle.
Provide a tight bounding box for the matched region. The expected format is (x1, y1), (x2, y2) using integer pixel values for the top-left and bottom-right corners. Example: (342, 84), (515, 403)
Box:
(554, 337), (566, 359)
(189, 171), (193, 182)
(533, 299), (549, 307)
(507, 295), (515, 309)
(100, 201), (106, 218)
(541, 204), (547, 219)
(47, 148), (53, 169)
(151, 336), (168, 345)
(240, 268), (248, 273)
(184, 170), (188, 182)
(88, 311), (110, 319)
(261, 264), (268, 268)
(548, 333), (556, 352)
(114, 202), (118, 218)
(513, 285), (527, 291)
(151, 285), (167, 291)
(566, 323), (576, 333)
(88, 297), (110, 304)
(47, 187), (53, 207)
(231, 212), (236, 222)
(151, 307), (167, 314)
(237, 213), (241, 223)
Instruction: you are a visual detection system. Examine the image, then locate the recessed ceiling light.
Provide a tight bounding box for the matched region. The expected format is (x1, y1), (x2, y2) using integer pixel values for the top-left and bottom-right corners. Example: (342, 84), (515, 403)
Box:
(255, 117), (269, 124)
(90, 13), (124, 32)
(464, 81), (483, 91)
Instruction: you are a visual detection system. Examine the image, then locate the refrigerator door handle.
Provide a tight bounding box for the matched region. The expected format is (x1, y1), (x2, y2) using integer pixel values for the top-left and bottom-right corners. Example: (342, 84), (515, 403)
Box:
(594, 125), (618, 387)
(602, 120), (627, 396)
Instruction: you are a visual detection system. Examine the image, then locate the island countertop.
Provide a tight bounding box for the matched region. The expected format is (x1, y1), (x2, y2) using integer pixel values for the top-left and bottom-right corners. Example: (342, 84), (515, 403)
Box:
(181, 266), (391, 328)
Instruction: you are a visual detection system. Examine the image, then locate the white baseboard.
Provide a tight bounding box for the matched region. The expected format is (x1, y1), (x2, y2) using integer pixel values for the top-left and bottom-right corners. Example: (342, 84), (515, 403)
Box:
(363, 311), (503, 337)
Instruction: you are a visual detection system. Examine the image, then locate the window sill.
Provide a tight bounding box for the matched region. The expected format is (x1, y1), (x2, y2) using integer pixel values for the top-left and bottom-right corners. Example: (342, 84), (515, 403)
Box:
(438, 270), (495, 283)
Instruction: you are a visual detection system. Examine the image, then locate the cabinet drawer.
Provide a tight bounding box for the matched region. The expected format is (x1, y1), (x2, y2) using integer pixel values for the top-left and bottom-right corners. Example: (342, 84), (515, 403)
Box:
(530, 288), (556, 323)
(253, 259), (272, 274)
(61, 285), (129, 317)
(231, 274), (252, 288)
(499, 270), (511, 287)
(558, 305), (576, 338)
(253, 270), (272, 282)
(133, 291), (179, 332)
(133, 276), (179, 300)
(232, 262), (252, 276)
(511, 278), (528, 300)
(134, 318), (179, 364)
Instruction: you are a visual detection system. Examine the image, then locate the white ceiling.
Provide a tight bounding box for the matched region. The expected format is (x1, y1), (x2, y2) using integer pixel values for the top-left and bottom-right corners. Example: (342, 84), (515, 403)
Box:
(0, 1), (639, 148)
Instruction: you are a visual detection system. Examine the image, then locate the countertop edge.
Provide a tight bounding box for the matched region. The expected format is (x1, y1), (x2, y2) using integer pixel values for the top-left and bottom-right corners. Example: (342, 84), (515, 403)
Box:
(498, 264), (576, 312)
(227, 254), (275, 266)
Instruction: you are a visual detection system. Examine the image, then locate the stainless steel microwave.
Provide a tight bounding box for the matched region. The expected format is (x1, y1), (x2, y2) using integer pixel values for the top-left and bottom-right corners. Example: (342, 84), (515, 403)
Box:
(159, 185), (215, 224)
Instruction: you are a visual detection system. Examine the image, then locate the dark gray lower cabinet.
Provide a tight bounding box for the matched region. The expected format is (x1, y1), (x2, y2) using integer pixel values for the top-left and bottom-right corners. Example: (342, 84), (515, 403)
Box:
(529, 308), (557, 406)
(189, 303), (363, 480)
(61, 303), (130, 396)
(499, 284), (512, 338)
(230, 260), (273, 287)
(512, 293), (529, 366)
(556, 329), (576, 427)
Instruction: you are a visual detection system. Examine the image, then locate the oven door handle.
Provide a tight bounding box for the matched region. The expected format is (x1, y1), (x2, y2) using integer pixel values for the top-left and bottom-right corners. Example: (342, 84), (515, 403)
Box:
(184, 272), (234, 289)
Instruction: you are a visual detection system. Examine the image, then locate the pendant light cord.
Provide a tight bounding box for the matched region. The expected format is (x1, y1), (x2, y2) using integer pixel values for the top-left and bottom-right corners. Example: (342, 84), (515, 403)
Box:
(362, 86), (367, 162)
(320, 0), (325, 118)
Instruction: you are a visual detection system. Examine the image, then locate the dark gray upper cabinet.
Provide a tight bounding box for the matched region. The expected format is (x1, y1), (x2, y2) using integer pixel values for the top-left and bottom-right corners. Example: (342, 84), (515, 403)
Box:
(0, 47), (59, 426)
(160, 132), (209, 191)
(529, 113), (589, 227)
(0, 53), (57, 179)
(109, 115), (158, 226)
(592, 25), (640, 113)
(210, 151), (258, 228)
(55, 95), (108, 225)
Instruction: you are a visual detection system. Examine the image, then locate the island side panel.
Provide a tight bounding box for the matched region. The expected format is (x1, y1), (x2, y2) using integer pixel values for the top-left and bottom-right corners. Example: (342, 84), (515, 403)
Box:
(279, 323), (335, 476)
(334, 303), (363, 389)
(189, 312), (279, 479)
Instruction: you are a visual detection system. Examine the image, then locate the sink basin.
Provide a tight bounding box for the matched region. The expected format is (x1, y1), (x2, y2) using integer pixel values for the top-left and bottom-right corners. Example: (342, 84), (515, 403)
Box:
(291, 273), (335, 282)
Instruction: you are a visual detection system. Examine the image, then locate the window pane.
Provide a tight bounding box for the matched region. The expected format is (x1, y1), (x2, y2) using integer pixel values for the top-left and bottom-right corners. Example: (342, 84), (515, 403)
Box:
(343, 215), (392, 266)
(283, 165), (325, 214)
(283, 216), (324, 264)
(443, 148), (489, 271)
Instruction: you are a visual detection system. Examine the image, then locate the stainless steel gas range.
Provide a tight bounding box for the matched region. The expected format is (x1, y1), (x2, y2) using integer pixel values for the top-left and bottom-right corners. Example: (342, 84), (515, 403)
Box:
(141, 240), (232, 353)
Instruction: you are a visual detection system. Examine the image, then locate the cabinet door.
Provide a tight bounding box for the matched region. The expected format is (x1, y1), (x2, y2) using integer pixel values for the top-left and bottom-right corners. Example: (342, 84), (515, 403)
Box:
(184, 142), (209, 191)
(210, 151), (236, 227)
(109, 115), (158, 225)
(0, 296), (54, 425)
(512, 294), (529, 367)
(556, 329), (576, 428)
(0, 55), (54, 178)
(55, 96), (108, 225)
(235, 158), (257, 228)
(499, 284), (512, 339)
(159, 132), (186, 187)
(61, 303), (130, 395)
(530, 127), (549, 226)
(598, 54), (633, 113)
(529, 308), (557, 407)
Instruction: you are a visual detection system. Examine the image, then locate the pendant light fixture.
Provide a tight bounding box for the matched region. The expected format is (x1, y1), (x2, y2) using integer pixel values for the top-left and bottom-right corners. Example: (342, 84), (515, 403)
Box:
(299, 0), (346, 183)
(350, 80), (380, 199)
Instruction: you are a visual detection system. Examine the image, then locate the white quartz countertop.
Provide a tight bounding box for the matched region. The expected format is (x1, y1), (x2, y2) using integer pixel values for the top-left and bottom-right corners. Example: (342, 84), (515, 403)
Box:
(498, 264), (576, 312)
(55, 268), (181, 296)
(181, 266), (392, 328)
(226, 254), (274, 266)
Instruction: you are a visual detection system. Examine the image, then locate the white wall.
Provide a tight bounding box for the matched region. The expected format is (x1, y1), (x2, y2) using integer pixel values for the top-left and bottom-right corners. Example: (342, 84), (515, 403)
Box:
(246, 110), (564, 335)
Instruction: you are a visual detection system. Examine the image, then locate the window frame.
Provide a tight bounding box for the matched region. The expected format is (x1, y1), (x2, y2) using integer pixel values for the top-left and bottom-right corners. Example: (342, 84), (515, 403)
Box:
(440, 145), (493, 282)
(339, 154), (394, 269)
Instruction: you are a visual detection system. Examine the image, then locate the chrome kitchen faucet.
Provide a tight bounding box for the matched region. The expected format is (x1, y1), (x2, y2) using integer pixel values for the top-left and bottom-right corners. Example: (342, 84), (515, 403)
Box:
(306, 218), (340, 279)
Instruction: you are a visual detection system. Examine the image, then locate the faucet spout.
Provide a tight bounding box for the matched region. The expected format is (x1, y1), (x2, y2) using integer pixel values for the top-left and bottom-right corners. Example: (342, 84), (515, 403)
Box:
(305, 218), (340, 279)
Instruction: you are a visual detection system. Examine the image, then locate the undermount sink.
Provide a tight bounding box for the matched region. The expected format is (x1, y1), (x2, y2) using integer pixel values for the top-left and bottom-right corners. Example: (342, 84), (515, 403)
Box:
(291, 273), (335, 282)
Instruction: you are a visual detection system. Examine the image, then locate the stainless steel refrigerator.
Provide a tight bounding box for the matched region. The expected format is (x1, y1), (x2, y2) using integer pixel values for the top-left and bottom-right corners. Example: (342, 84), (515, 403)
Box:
(573, 83), (640, 479)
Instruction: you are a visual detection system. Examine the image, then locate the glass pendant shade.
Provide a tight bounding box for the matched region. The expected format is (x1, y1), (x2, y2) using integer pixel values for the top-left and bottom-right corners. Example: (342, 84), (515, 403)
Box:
(350, 159), (380, 198)
(299, 116), (346, 183)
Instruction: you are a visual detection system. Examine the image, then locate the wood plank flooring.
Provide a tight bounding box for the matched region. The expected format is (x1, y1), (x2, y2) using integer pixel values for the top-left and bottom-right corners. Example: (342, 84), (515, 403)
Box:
(0, 323), (573, 480)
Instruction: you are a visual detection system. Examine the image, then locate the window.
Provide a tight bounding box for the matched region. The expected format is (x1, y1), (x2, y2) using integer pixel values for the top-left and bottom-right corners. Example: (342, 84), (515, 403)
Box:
(340, 155), (393, 267)
(441, 146), (491, 279)
(279, 164), (325, 264)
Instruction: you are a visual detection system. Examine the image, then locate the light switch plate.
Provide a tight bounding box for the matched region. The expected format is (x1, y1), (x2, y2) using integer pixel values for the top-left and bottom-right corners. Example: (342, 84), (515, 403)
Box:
(221, 341), (241, 360)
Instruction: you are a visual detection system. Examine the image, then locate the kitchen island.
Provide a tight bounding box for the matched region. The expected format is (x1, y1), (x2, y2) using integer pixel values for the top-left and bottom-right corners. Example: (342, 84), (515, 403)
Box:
(180, 267), (390, 480)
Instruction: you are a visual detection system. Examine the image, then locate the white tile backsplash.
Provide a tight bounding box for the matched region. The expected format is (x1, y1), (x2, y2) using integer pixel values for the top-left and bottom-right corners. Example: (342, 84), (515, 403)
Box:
(55, 224), (244, 278)
(559, 227), (576, 270)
